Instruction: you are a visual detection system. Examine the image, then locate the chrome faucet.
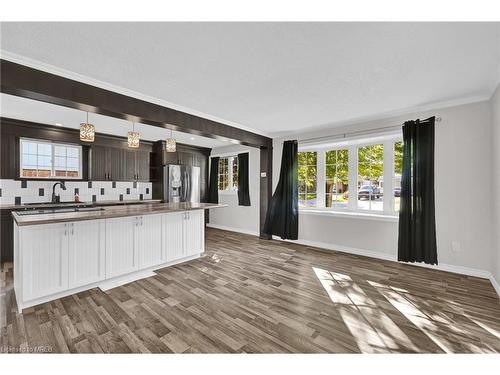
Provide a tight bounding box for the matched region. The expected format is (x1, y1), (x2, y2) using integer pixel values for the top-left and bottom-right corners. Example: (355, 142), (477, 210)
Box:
(51, 181), (67, 203)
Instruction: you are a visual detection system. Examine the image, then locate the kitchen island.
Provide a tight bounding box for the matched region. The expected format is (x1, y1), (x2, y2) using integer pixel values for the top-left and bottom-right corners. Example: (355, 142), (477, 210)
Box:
(12, 202), (226, 312)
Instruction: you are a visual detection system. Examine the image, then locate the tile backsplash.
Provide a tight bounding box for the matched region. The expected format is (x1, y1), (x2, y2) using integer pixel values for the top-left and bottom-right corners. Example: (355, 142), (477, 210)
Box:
(0, 179), (152, 205)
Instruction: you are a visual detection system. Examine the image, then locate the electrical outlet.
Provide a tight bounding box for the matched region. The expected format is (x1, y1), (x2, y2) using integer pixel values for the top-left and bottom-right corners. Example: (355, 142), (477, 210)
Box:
(451, 240), (462, 253)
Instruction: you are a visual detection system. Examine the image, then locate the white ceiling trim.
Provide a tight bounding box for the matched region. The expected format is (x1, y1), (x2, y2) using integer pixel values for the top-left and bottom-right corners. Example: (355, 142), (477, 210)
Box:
(273, 93), (491, 139)
(0, 50), (271, 138)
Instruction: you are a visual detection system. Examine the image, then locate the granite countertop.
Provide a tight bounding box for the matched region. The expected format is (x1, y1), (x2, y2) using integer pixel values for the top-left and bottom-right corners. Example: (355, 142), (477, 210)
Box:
(12, 202), (227, 226)
(0, 199), (163, 210)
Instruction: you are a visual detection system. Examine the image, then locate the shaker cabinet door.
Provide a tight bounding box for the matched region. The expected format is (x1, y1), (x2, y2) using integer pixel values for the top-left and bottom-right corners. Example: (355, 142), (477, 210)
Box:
(137, 214), (164, 269)
(183, 210), (204, 257)
(68, 220), (105, 288)
(90, 145), (108, 180)
(21, 223), (69, 301)
(105, 217), (138, 278)
(164, 212), (185, 262)
(137, 151), (150, 181)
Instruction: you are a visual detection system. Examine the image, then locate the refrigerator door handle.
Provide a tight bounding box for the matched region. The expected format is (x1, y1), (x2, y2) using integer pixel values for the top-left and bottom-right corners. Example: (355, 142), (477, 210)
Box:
(185, 169), (191, 202)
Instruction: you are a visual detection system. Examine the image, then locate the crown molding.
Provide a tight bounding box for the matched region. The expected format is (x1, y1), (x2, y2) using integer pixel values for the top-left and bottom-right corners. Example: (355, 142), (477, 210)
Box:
(0, 50), (270, 138)
(269, 93), (492, 139)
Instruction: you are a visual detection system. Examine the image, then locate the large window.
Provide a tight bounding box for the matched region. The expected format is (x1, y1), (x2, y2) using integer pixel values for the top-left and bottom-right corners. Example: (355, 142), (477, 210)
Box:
(394, 141), (403, 212)
(325, 149), (348, 209)
(218, 156), (238, 191)
(298, 151), (317, 207)
(357, 144), (384, 211)
(298, 136), (401, 216)
(20, 139), (82, 179)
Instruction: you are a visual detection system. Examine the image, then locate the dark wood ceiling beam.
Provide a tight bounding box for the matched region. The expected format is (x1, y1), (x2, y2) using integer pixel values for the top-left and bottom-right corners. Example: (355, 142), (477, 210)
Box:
(0, 59), (272, 148)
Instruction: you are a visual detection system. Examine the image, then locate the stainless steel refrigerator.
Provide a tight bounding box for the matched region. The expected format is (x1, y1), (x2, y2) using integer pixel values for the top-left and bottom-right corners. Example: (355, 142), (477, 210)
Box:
(163, 164), (201, 203)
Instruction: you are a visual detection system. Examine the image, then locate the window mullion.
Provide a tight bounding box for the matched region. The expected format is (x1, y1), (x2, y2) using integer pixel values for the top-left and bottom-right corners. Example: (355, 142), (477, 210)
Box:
(383, 140), (394, 215)
(348, 146), (357, 211)
(316, 151), (325, 208)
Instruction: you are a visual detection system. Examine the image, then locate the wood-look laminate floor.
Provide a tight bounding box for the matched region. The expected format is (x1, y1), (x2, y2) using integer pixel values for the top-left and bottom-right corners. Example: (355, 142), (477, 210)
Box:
(1, 228), (499, 353)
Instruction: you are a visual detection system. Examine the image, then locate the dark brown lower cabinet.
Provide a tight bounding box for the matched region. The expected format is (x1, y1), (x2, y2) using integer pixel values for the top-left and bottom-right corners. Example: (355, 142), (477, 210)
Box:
(1, 210), (14, 262)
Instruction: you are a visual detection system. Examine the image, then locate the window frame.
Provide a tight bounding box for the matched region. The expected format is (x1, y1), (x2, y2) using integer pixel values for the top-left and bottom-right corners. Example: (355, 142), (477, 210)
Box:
(298, 135), (402, 217)
(298, 151), (318, 208)
(19, 138), (83, 180)
(217, 155), (239, 194)
(324, 147), (349, 211)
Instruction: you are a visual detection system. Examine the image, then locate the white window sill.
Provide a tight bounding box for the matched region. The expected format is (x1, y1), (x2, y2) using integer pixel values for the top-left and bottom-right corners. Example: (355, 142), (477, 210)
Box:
(218, 190), (238, 195)
(299, 209), (399, 222)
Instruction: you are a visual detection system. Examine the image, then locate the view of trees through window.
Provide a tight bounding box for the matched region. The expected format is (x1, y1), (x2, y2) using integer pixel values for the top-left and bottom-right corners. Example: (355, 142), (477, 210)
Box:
(218, 156), (238, 191)
(298, 151), (317, 207)
(394, 141), (403, 212)
(298, 138), (402, 214)
(325, 149), (348, 209)
(218, 157), (229, 190)
(357, 144), (384, 211)
(232, 157), (238, 190)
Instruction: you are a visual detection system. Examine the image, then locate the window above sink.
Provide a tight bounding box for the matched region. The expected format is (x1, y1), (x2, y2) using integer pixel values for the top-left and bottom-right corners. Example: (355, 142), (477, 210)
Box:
(20, 138), (82, 179)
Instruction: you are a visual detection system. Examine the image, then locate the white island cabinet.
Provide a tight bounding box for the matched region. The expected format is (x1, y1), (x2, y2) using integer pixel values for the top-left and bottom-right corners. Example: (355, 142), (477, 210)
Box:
(13, 209), (207, 312)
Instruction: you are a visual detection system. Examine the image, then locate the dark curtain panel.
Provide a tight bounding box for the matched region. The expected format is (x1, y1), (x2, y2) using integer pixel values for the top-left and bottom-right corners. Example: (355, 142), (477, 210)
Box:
(398, 116), (437, 264)
(237, 153), (251, 206)
(208, 157), (219, 204)
(264, 140), (298, 240)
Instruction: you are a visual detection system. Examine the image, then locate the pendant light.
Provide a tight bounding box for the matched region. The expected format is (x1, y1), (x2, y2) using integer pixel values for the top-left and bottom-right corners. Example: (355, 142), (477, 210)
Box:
(127, 122), (140, 148)
(79, 112), (95, 142)
(166, 129), (176, 152)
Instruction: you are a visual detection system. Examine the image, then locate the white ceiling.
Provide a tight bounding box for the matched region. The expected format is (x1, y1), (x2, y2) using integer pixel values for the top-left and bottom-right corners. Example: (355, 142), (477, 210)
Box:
(0, 93), (229, 148)
(1, 22), (499, 137)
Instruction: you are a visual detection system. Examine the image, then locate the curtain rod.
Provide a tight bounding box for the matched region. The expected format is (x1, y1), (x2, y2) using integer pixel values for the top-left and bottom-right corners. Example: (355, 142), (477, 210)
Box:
(299, 116), (442, 144)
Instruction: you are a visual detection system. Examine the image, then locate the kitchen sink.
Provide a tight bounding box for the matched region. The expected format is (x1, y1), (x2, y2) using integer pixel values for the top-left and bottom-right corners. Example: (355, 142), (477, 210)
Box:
(16, 207), (105, 216)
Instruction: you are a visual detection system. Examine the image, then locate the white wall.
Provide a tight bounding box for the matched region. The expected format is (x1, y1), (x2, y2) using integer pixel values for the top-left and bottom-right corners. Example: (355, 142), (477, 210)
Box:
(273, 100), (493, 274)
(491, 84), (500, 286)
(208, 145), (260, 235)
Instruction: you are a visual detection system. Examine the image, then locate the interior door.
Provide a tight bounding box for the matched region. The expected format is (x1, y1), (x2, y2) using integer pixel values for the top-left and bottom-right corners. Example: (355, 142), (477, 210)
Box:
(68, 220), (105, 288)
(164, 212), (185, 262)
(137, 214), (164, 269)
(183, 210), (204, 257)
(105, 216), (138, 278)
(21, 223), (69, 301)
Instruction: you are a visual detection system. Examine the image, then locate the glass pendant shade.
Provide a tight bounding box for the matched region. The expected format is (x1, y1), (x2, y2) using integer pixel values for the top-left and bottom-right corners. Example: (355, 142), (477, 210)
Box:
(79, 122), (95, 142)
(166, 129), (176, 152)
(127, 131), (140, 148)
(127, 122), (140, 148)
(166, 137), (176, 152)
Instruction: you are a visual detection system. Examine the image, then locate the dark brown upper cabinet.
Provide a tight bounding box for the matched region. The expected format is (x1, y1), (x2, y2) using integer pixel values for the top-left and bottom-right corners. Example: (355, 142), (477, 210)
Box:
(91, 145), (150, 182)
(136, 150), (150, 181)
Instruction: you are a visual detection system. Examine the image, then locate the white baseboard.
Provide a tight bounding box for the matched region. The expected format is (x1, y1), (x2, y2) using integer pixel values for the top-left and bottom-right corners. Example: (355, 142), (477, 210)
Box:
(490, 274), (500, 297)
(274, 236), (493, 280)
(208, 225), (499, 298)
(98, 270), (156, 291)
(207, 223), (259, 237)
(274, 236), (395, 262)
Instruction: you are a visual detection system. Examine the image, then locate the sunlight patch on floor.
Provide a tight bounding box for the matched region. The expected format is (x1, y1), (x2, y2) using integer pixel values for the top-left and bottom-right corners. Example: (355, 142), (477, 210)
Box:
(312, 267), (418, 353)
(367, 280), (457, 353)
